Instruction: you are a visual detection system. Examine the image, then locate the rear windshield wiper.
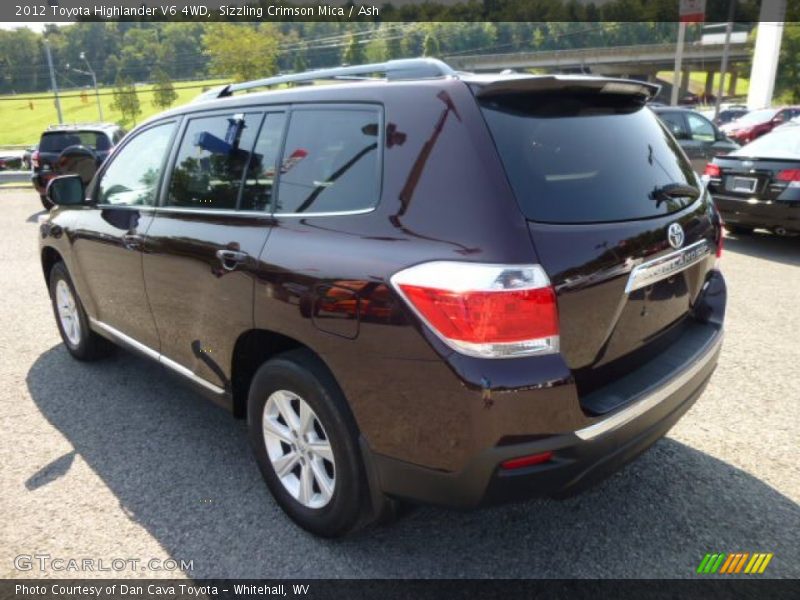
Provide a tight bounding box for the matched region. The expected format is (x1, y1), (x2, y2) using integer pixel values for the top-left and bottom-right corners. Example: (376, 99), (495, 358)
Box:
(650, 182), (700, 207)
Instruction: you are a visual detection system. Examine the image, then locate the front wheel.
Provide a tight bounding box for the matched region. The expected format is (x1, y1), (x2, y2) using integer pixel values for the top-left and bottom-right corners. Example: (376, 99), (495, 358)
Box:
(247, 349), (371, 537)
(49, 262), (113, 361)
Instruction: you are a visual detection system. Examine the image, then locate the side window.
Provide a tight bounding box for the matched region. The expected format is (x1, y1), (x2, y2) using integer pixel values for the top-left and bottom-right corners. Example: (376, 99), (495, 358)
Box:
(659, 112), (688, 140)
(687, 113), (715, 142)
(97, 121), (176, 207)
(167, 112), (262, 210)
(276, 108), (380, 214)
(240, 112), (286, 212)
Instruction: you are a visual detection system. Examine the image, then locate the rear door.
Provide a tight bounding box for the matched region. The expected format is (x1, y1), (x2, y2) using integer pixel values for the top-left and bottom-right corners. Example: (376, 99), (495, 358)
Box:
(142, 108), (287, 391)
(479, 86), (719, 385)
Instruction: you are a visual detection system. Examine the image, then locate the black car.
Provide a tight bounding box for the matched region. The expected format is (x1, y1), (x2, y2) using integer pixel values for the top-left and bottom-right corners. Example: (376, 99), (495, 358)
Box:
(704, 123), (800, 235)
(715, 108), (748, 126)
(652, 106), (740, 172)
(39, 59), (726, 537)
(32, 123), (125, 209)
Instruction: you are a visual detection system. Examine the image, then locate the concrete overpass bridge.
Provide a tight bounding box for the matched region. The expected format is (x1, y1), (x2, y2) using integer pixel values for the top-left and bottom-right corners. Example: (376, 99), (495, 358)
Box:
(447, 42), (751, 98)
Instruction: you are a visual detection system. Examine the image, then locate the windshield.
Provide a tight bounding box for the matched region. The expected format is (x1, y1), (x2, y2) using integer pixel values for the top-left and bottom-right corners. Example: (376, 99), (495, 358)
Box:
(731, 109), (777, 126)
(732, 127), (800, 159)
(481, 93), (697, 224)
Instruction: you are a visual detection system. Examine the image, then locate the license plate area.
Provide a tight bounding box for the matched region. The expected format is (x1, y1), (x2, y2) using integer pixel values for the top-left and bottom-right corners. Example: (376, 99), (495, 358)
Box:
(727, 176), (758, 193)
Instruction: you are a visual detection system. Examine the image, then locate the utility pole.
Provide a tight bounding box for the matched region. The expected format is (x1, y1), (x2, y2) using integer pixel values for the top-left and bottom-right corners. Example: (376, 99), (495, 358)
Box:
(714, 0), (736, 121)
(670, 22), (687, 106)
(44, 39), (63, 124)
(81, 52), (104, 121)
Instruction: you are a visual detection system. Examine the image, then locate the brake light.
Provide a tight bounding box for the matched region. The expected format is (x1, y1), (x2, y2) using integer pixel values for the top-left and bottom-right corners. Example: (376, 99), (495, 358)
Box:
(31, 150), (40, 169)
(776, 169), (800, 182)
(704, 163), (721, 178)
(390, 262), (559, 358)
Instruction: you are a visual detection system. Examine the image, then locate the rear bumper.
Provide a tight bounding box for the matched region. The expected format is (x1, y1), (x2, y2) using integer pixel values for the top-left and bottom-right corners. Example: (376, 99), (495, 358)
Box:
(368, 320), (723, 509)
(714, 194), (800, 232)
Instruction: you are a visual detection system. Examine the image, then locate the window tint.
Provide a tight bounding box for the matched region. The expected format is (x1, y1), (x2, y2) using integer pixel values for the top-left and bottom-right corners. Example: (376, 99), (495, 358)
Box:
(97, 122), (176, 206)
(167, 112), (262, 210)
(658, 112), (688, 139)
(240, 112), (286, 211)
(40, 130), (106, 153)
(276, 109), (380, 214)
(687, 113), (715, 142)
(481, 93), (697, 224)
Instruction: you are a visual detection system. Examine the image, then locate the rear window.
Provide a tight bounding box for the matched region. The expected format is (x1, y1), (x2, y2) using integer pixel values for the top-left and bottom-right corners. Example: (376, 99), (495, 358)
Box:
(480, 93), (697, 223)
(39, 130), (109, 153)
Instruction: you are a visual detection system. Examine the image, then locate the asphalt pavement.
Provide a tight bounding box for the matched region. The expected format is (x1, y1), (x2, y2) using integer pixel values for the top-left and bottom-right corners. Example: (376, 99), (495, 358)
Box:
(1, 189), (798, 579)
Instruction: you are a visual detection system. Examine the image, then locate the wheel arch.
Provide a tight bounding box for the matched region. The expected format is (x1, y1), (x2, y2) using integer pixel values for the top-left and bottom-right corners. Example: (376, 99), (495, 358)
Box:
(41, 246), (64, 288)
(230, 329), (343, 421)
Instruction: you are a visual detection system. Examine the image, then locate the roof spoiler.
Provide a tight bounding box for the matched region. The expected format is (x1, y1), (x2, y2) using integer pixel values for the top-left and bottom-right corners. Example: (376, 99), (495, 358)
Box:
(470, 75), (660, 100)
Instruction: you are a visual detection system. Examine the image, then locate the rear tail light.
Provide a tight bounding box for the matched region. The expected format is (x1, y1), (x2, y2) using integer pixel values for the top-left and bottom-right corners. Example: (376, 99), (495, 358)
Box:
(390, 262), (559, 359)
(776, 169), (800, 182)
(31, 150), (40, 169)
(704, 163), (721, 178)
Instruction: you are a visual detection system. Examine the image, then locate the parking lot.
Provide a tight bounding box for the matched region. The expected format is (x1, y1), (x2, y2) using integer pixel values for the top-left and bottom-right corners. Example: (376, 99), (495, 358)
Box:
(1, 188), (798, 579)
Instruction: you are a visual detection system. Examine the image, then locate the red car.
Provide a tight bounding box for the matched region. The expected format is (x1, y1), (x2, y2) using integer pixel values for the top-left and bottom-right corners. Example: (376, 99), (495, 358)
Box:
(719, 106), (800, 144)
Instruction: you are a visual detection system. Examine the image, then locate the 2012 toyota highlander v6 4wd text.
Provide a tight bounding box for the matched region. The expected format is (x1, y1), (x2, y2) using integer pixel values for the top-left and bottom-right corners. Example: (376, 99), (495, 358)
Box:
(39, 59), (726, 537)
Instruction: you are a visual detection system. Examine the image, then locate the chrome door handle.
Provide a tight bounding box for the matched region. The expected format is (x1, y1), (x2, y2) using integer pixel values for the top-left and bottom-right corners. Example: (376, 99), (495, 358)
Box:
(122, 233), (143, 250)
(216, 249), (249, 270)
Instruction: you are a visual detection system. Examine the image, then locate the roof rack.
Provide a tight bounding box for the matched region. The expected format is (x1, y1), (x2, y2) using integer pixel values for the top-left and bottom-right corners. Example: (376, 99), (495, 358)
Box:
(194, 58), (456, 103)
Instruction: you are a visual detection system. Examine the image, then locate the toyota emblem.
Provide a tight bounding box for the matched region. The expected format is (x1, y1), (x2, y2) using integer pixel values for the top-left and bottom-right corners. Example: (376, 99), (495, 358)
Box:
(667, 223), (685, 249)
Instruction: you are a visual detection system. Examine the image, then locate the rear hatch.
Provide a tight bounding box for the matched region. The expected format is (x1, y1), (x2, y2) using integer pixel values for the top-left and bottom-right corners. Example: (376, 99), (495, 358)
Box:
(475, 77), (720, 407)
(36, 130), (109, 173)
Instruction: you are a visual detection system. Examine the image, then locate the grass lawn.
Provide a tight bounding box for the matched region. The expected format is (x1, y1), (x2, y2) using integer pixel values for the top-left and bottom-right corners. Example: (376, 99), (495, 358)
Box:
(0, 78), (227, 147)
(657, 70), (750, 97)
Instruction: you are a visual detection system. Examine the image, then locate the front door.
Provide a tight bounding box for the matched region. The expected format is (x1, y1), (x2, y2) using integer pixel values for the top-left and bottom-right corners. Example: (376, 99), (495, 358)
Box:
(71, 120), (178, 350)
(143, 110), (287, 391)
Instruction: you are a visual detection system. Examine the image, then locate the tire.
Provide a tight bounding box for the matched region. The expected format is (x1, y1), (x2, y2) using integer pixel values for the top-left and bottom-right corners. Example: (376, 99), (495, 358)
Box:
(40, 194), (53, 210)
(49, 262), (113, 361)
(725, 224), (754, 235)
(247, 349), (372, 537)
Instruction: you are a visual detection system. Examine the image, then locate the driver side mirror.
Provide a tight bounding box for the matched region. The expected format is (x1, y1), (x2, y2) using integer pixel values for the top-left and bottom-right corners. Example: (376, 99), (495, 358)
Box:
(46, 174), (86, 207)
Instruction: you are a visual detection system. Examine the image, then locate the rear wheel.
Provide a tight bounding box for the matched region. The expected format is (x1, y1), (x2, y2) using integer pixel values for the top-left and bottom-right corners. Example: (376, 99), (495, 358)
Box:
(49, 262), (113, 361)
(725, 224), (754, 235)
(40, 194), (53, 210)
(247, 349), (372, 537)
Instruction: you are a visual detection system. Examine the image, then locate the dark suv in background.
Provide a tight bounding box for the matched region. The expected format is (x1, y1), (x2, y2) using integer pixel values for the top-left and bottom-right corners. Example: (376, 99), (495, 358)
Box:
(40, 59), (726, 537)
(652, 106), (739, 172)
(32, 123), (125, 209)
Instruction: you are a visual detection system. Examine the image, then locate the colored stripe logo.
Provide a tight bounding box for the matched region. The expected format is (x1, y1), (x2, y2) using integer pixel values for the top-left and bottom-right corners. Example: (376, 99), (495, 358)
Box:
(697, 552), (773, 574)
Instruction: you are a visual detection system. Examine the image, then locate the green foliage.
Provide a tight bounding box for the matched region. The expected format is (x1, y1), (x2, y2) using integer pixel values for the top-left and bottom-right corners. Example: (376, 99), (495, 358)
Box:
(203, 23), (279, 82)
(423, 32), (441, 58)
(110, 75), (141, 126)
(342, 33), (365, 65)
(151, 68), (177, 110)
(775, 23), (800, 103)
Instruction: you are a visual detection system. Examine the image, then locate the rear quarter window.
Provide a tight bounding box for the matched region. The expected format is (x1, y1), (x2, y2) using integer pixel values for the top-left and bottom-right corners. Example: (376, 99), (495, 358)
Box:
(275, 108), (381, 214)
(480, 93), (697, 224)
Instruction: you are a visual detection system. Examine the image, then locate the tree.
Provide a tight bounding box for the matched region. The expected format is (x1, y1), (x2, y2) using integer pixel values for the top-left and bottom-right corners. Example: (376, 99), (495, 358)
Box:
(151, 68), (177, 109)
(342, 33), (364, 65)
(422, 32), (440, 57)
(203, 23), (279, 82)
(775, 23), (800, 102)
(110, 75), (141, 126)
(293, 44), (308, 73)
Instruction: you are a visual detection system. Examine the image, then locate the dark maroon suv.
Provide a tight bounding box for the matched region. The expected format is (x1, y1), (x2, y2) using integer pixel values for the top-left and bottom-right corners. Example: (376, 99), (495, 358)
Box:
(39, 59), (726, 537)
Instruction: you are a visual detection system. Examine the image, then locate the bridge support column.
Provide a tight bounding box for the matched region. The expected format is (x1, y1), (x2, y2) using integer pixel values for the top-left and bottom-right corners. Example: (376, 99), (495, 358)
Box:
(704, 71), (715, 98)
(727, 71), (738, 97)
(679, 67), (691, 101)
